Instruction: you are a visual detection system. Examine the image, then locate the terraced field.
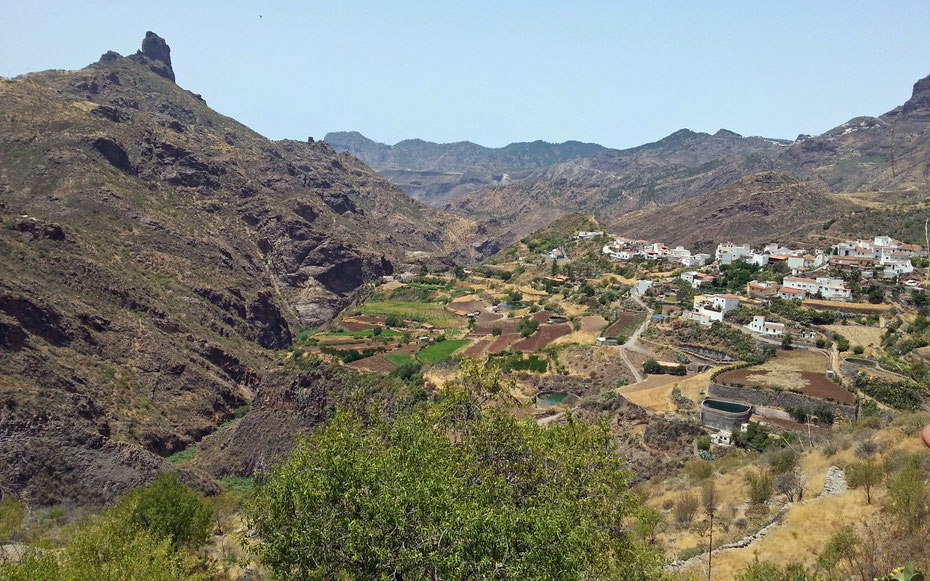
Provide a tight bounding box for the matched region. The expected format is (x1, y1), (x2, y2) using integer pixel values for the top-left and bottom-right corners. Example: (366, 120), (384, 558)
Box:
(360, 301), (466, 327)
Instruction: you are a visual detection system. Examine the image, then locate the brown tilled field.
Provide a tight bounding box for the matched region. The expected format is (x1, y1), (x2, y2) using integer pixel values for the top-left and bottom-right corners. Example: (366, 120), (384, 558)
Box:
(462, 338), (492, 358)
(487, 332), (521, 353)
(512, 324), (572, 351)
(603, 311), (645, 337)
(475, 319), (520, 335)
(347, 355), (396, 373)
(447, 299), (489, 313)
(717, 350), (854, 404)
(581, 315), (608, 333)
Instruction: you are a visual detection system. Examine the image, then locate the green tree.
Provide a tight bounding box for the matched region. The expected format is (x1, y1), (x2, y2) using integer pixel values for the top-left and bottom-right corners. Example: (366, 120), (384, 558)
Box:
(846, 460), (884, 504)
(0, 474), (212, 581)
(636, 506), (664, 545)
(885, 466), (930, 532)
(643, 358), (662, 375)
(246, 403), (662, 580)
(517, 316), (539, 338)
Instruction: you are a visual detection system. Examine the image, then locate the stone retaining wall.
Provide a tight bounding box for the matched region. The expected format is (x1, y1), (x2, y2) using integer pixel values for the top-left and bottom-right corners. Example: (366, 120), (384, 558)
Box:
(708, 383), (858, 421)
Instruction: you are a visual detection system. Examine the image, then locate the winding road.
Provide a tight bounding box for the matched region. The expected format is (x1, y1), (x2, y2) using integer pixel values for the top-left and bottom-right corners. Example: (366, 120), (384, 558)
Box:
(618, 291), (654, 383)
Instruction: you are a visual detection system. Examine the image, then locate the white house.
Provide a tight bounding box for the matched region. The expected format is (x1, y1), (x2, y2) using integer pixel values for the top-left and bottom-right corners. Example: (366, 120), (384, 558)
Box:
(747, 253), (770, 266)
(716, 243), (752, 265)
(786, 254), (816, 270)
(746, 316), (785, 336)
(635, 280), (653, 296)
(575, 231), (604, 240)
(681, 253), (711, 267)
(778, 287), (807, 300)
(692, 294), (741, 322)
(681, 271), (715, 289)
(782, 276), (821, 294)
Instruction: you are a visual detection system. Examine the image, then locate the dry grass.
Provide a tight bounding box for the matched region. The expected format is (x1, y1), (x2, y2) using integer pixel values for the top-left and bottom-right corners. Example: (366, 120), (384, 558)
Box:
(822, 324), (883, 348)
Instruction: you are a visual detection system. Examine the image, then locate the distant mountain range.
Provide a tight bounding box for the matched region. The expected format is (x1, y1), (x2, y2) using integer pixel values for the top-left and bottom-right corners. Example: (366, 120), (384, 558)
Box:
(323, 131), (610, 203)
(329, 69), (930, 247)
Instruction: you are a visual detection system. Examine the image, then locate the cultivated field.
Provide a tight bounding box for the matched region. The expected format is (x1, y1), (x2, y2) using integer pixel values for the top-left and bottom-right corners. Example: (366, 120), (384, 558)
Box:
(717, 350), (854, 404)
(360, 301), (465, 327)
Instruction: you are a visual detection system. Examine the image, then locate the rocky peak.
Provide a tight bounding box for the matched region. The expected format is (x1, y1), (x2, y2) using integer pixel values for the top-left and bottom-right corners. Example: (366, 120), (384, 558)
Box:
(713, 129), (743, 139)
(129, 31), (175, 82)
(902, 71), (930, 114)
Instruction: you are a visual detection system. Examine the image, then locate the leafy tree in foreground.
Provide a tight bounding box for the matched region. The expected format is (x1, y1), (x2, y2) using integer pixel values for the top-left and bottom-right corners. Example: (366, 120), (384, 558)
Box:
(247, 401), (662, 579)
(0, 472), (213, 581)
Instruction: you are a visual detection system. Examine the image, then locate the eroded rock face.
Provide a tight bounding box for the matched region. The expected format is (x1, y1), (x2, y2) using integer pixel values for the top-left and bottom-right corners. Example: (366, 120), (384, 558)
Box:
(129, 31), (175, 82)
(903, 73), (930, 115)
(0, 31), (479, 505)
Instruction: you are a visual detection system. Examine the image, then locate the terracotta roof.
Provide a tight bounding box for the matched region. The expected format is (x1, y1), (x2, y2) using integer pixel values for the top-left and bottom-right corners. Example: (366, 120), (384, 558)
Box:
(779, 287), (806, 294)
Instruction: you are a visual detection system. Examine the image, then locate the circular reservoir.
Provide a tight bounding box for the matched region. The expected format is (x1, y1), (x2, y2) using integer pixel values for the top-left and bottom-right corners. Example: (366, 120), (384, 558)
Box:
(535, 390), (580, 408)
(700, 397), (753, 431)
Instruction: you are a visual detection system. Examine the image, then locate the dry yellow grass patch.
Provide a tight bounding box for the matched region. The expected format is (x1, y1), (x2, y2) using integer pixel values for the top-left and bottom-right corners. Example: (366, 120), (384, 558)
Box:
(822, 324), (883, 348)
(597, 274), (638, 285)
(698, 493), (880, 580)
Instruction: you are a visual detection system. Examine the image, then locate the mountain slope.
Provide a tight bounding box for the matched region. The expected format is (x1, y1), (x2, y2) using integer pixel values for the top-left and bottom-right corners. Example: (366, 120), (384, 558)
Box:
(607, 172), (845, 250)
(0, 33), (479, 504)
(440, 129), (788, 246)
(444, 70), (930, 246)
(781, 72), (930, 193)
(324, 131), (609, 203)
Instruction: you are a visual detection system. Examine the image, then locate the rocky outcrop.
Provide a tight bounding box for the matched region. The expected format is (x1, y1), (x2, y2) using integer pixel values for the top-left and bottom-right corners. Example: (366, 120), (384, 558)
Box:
(129, 31), (175, 82)
(902, 72), (930, 115)
(822, 465), (848, 496)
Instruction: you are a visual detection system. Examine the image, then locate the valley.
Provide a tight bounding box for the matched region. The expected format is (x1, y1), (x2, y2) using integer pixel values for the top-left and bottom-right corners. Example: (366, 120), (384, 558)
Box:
(1, 26), (929, 581)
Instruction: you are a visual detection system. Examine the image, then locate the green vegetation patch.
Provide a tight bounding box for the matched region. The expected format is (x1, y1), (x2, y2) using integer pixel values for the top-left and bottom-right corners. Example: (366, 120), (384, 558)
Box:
(167, 445), (199, 464)
(384, 352), (416, 367)
(417, 340), (470, 364)
(361, 301), (464, 327)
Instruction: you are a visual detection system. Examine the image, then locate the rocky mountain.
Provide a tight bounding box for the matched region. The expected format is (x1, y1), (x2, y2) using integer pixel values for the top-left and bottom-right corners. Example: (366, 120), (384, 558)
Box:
(443, 71), (930, 246)
(781, 71), (930, 193)
(606, 172), (846, 251)
(0, 33), (482, 504)
(324, 131), (608, 203)
(440, 129), (790, 247)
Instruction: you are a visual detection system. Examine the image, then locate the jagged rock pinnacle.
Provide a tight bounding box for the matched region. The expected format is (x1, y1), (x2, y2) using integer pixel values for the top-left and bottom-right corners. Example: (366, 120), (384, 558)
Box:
(903, 72), (930, 114)
(129, 31), (175, 82)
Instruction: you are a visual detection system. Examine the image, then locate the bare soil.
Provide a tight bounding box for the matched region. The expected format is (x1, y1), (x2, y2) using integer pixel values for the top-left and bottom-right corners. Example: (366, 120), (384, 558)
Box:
(513, 324), (572, 351)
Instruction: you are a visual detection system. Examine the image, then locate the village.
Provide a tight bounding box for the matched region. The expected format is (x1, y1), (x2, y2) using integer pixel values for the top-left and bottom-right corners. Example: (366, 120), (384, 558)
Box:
(290, 221), (928, 457)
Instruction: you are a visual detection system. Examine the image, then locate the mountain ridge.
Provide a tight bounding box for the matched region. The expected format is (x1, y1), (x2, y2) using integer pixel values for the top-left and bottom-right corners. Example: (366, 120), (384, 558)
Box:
(0, 33), (483, 504)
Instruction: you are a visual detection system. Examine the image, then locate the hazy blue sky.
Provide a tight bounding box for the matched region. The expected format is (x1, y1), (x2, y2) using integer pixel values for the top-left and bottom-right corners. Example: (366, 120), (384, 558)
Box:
(3, 1), (929, 148)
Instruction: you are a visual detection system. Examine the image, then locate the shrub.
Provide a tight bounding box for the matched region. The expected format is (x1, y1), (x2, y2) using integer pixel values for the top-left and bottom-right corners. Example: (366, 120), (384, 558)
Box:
(696, 435), (711, 452)
(686, 460), (714, 480)
(853, 344), (864, 355)
(768, 449), (797, 475)
(491, 327), (503, 336)
(674, 491), (700, 524)
(112, 472), (214, 549)
(744, 469), (774, 505)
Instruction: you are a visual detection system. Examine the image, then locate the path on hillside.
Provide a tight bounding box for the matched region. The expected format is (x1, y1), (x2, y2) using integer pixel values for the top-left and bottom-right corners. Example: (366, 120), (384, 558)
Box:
(618, 292), (654, 383)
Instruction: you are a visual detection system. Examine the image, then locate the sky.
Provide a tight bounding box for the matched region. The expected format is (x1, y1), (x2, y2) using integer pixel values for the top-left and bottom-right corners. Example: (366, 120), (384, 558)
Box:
(3, 1), (930, 149)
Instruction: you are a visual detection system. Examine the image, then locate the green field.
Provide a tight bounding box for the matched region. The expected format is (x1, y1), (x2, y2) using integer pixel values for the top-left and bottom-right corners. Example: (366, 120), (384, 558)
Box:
(360, 301), (465, 327)
(417, 340), (470, 364)
(384, 352), (416, 366)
